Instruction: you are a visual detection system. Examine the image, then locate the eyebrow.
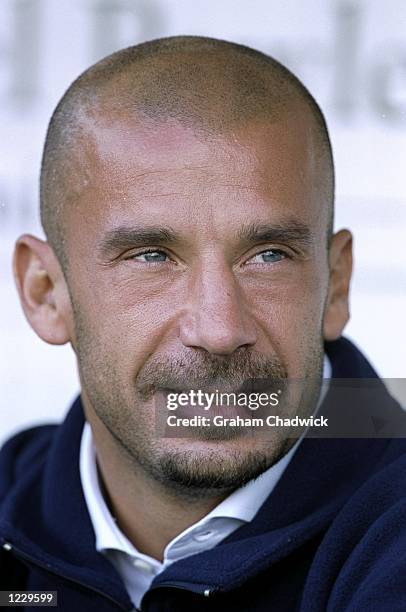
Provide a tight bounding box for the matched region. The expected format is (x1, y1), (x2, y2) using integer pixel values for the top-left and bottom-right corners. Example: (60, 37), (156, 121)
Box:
(236, 220), (313, 249)
(97, 219), (314, 259)
(97, 225), (182, 258)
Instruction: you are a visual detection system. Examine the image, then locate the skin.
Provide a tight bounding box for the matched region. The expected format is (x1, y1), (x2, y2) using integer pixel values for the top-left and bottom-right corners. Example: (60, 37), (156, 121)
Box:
(13, 108), (352, 561)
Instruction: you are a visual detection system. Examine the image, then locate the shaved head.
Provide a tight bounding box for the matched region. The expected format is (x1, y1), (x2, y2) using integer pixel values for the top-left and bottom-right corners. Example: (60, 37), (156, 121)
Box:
(40, 35), (334, 271)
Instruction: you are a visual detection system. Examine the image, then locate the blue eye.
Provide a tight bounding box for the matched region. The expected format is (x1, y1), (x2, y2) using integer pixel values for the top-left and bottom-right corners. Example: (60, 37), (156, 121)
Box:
(249, 249), (285, 264)
(130, 250), (168, 263)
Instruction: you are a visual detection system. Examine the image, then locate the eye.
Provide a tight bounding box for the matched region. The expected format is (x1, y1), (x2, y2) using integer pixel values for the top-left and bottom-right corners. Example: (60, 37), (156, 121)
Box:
(246, 249), (286, 264)
(126, 249), (170, 263)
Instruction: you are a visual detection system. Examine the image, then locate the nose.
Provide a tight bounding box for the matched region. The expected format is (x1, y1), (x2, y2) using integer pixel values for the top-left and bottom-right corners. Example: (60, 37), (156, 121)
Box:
(179, 261), (257, 355)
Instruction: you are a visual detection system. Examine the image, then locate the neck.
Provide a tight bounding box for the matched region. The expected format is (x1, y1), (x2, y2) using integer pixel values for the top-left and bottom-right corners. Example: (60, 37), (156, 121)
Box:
(87, 412), (229, 562)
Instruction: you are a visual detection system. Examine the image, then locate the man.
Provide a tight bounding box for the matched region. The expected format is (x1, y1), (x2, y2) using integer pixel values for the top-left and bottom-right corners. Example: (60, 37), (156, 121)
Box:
(1, 36), (405, 611)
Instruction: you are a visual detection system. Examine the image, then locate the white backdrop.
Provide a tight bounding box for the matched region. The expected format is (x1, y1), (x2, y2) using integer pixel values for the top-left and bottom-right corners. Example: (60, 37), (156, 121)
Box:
(1, 0), (405, 445)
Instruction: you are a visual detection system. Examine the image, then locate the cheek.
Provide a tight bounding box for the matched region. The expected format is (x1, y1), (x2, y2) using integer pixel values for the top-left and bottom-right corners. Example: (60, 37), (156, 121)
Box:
(75, 271), (185, 367)
(245, 260), (325, 319)
(242, 265), (327, 371)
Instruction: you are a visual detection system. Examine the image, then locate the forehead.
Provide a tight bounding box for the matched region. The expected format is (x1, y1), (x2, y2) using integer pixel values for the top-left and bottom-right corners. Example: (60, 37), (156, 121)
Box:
(64, 111), (325, 242)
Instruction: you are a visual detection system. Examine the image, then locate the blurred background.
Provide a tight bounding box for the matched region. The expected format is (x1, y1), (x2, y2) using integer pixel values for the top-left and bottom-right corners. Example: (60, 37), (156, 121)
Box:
(1, 0), (405, 445)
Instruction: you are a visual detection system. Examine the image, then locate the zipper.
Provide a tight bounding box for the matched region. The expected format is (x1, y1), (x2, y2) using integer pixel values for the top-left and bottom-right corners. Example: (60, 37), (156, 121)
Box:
(2, 541), (134, 611)
(3, 540), (220, 611)
(140, 580), (219, 610)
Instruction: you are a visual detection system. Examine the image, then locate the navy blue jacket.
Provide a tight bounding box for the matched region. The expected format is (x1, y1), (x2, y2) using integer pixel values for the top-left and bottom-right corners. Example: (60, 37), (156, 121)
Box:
(1, 337), (406, 611)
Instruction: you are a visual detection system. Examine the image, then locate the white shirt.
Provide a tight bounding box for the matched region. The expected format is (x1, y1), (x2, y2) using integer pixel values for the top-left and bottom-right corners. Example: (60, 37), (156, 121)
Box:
(80, 356), (331, 609)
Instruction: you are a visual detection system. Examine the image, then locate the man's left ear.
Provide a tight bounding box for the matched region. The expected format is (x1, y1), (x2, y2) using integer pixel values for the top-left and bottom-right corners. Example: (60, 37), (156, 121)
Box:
(13, 234), (72, 345)
(323, 229), (353, 341)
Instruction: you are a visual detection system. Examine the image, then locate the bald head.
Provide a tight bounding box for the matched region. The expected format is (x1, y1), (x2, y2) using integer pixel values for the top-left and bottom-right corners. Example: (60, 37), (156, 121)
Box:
(40, 35), (334, 269)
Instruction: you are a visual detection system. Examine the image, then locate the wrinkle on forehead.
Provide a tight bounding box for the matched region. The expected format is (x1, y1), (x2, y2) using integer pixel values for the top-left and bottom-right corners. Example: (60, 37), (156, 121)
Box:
(53, 103), (329, 276)
(74, 105), (316, 178)
(62, 113), (326, 244)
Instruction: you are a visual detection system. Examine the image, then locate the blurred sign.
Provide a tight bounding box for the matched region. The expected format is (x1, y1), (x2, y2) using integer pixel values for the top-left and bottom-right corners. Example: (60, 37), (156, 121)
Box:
(1, 1), (405, 120)
(0, 0), (405, 440)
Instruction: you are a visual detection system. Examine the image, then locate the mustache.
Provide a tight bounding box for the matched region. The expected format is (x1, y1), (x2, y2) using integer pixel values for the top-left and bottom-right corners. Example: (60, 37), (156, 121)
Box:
(135, 348), (288, 400)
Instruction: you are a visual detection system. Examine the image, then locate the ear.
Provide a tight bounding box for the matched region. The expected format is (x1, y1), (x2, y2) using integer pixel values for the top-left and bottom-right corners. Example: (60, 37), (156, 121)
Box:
(323, 229), (353, 341)
(13, 234), (72, 345)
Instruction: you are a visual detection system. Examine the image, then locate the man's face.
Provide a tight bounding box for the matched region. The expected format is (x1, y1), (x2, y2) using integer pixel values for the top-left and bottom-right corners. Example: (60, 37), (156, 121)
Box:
(63, 111), (330, 494)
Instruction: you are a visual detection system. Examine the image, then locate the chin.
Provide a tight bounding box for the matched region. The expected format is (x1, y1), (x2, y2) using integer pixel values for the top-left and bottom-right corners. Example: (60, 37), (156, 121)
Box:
(149, 435), (285, 495)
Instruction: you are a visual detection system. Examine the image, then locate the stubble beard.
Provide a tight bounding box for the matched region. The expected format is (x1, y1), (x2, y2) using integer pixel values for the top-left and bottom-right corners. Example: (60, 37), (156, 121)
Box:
(73, 304), (324, 499)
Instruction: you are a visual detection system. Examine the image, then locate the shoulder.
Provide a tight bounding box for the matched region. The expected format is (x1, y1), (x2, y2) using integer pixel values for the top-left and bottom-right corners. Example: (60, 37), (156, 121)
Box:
(0, 424), (57, 501)
(304, 439), (406, 611)
(0, 424), (59, 589)
(331, 462), (406, 611)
